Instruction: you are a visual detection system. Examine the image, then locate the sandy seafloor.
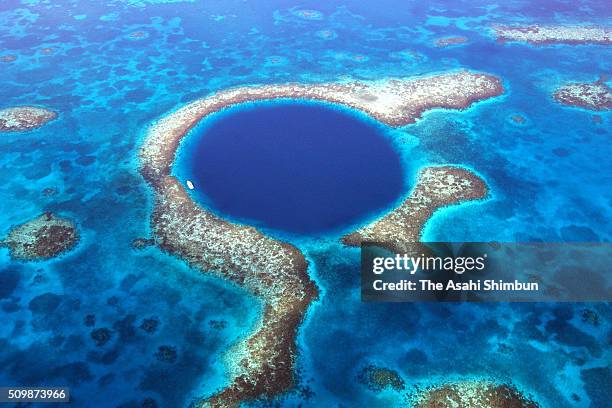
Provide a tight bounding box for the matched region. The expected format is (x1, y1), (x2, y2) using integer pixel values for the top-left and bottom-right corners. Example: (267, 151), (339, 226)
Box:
(0, 0), (611, 407)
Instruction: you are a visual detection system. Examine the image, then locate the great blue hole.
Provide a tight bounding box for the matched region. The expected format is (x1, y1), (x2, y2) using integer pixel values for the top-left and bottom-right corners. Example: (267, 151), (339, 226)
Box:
(179, 101), (405, 235)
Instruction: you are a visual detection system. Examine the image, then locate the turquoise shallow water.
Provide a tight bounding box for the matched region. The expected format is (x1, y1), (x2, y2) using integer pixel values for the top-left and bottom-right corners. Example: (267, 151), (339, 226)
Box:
(0, 1), (610, 407)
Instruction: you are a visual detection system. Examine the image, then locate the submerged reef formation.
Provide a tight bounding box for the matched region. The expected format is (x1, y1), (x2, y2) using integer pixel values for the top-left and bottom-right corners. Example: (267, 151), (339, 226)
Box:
(128, 31), (149, 40)
(510, 114), (526, 124)
(131, 237), (156, 250)
(0, 54), (17, 62)
(291, 9), (324, 20)
(343, 166), (487, 253)
(90, 328), (113, 347)
(1, 212), (79, 261)
(412, 381), (539, 408)
(315, 29), (337, 40)
(145, 172), (316, 407)
(141, 71), (502, 182)
(140, 71), (501, 407)
(435, 36), (468, 47)
(154, 345), (178, 363)
(493, 25), (611, 45)
(140, 317), (160, 333)
(0, 106), (57, 132)
(553, 77), (612, 111)
(357, 365), (405, 392)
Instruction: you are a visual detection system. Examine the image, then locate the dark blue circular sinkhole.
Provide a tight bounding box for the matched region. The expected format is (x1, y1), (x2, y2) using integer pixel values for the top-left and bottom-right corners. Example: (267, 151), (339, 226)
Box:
(182, 101), (405, 235)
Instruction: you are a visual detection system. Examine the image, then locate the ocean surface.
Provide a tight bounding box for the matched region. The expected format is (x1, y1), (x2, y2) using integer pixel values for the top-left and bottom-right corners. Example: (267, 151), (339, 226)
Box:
(176, 101), (405, 235)
(0, 1), (610, 407)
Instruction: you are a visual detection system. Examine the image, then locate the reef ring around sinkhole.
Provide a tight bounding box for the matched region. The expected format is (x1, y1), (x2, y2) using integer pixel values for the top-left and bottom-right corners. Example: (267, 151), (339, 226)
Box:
(139, 72), (502, 407)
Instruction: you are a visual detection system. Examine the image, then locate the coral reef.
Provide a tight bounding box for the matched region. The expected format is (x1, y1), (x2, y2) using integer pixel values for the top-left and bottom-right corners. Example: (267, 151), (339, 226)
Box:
(142, 397), (158, 408)
(132, 237), (156, 250)
(0, 106), (57, 132)
(139, 71), (501, 407)
(357, 365), (405, 392)
(140, 317), (160, 333)
(343, 166), (487, 253)
(581, 308), (600, 326)
(154, 345), (177, 363)
(28, 292), (61, 313)
(553, 77), (612, 111)
(0, 54), (16, 62)
(292, 9), (323, 20)
(209, 320), (228, 330)
(128, 31), (148, 40)
(435, 36), (468, 47)
(141, 71), (502, 182)
(91, 328), (113, 347)
(42, 187), (58, 196)
(411, 380), (539, 408)
(316, 29), (337, 40)
(494, 25), (611, 45)
(2, 212), (79, 261)
(84, 314), (96, 327)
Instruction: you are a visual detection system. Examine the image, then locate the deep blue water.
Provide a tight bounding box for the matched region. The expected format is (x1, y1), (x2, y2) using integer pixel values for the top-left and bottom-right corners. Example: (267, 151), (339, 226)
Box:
(0, 0), (610, 407)
(184, 102), (405, 234)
